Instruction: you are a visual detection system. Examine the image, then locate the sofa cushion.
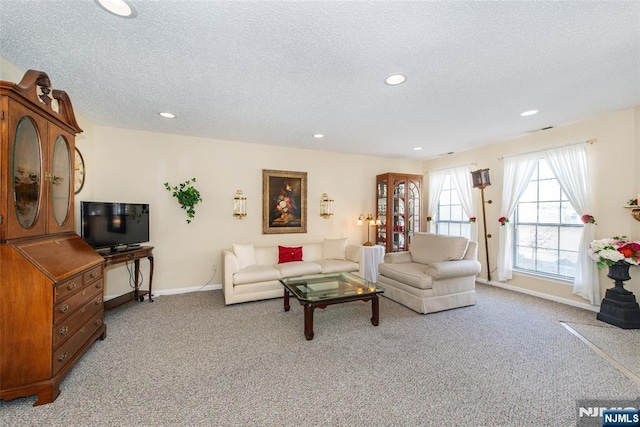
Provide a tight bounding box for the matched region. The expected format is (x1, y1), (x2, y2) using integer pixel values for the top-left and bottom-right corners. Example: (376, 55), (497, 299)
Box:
(232, 243), (257, 270)
(274, 261), (321, 278)
(315, 259), (359, 274)
(410, 233), (469, 265)
(278, 246), (303, 263)
(323, 237), (348, 260)
(233, 265), (280, 285)
(378, 262), (433, 290)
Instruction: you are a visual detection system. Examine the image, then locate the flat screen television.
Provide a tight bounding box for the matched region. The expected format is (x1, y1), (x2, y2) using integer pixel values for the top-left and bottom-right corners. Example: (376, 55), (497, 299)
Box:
(81, 201), (150, 252)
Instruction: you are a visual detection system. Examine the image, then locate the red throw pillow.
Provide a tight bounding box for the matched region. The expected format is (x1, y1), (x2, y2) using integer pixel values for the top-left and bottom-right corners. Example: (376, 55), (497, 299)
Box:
(278, 246), (303, 263)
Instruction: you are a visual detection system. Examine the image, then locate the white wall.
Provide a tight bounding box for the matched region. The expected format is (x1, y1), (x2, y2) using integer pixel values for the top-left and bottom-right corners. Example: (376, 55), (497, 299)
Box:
(87, 126), (421, 297)
(423, 107), (640, 307)
(1, 58), (422, 298)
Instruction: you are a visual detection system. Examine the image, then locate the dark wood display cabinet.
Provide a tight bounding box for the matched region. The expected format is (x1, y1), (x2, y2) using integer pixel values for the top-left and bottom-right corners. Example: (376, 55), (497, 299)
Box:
(376, 172), (423, 253)
(0, 70), (106, 406)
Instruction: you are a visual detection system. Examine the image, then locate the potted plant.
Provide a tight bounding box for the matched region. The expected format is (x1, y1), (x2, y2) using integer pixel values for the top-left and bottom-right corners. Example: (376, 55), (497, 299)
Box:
(164, 177), (202, 224)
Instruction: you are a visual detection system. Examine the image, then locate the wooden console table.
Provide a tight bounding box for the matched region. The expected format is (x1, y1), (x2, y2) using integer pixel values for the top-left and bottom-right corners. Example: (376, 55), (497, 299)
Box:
(102, 246), (154, 310)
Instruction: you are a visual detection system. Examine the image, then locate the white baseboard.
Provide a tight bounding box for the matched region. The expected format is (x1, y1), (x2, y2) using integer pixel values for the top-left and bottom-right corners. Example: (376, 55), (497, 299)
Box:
(105, 283), (222, 302)
(476, 278), (600, 312)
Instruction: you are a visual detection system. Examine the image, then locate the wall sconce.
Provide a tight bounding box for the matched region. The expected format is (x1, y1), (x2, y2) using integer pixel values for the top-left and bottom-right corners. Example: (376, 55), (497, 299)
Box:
(624, 194), (640, 222)
(471, 169), (492, 281)
(320, 193), (334, 218)
(357, 214), (379, 246)
(233, 190), (247, 219)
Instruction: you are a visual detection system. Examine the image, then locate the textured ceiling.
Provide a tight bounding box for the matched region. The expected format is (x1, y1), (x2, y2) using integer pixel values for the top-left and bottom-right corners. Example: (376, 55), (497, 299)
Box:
(1, 1), (639, 160)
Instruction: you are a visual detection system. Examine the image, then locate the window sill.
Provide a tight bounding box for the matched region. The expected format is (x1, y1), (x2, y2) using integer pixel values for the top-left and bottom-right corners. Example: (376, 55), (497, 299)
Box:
(512, 269), (573, 286)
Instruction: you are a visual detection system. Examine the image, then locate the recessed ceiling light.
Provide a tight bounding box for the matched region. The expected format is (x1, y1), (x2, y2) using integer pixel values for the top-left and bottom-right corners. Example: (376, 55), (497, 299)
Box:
(413, 147), (423, 151)
(312, 134), (324, 139)
(159, 112), (176, 119)
(520, 109), (538, 117)
(384, 74), (406, 85)
(95, 0), (137, 18)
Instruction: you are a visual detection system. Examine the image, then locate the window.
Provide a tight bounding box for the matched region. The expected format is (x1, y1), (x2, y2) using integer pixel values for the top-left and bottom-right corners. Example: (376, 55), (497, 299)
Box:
(513, 159), (583, 280)
(435, 174), (471, 239)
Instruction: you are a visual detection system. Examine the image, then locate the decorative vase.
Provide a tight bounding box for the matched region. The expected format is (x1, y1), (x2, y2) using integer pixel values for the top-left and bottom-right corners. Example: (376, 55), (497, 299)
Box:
(597, 260), (640, 329)
(607, 260), (632, 294)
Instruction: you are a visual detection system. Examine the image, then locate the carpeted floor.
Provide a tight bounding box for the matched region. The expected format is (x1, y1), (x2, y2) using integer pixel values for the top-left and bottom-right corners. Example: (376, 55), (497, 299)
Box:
(565, 320), (640, 381)
(1, 283), (639, 426)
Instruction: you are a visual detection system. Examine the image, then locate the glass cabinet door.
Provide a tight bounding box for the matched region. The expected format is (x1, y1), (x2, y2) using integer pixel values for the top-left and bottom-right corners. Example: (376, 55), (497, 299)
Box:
(407, 179), (421, 249)
(376, 180), (387, 247)
(1, 72), (81, 243)
(50, 135), (71, 226)
(376, 173), (422, 252)
(12, 117), (42, 230)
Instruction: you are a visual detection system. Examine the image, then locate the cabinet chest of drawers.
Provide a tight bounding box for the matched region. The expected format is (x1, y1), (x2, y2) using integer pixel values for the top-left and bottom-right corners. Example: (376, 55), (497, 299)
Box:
(0, 234), (107, 405)
(52, 265), (105, 376)
(0, 71), (105, 405)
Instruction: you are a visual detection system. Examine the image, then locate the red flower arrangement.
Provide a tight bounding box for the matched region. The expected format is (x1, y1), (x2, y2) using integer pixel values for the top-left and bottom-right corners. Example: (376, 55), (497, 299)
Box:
(498, 216), (509, 226)
(581, 214), (596, 225)
(426, 216), (433, 222)
(469, 217), (476, 223)
(589, 236), (640, 268)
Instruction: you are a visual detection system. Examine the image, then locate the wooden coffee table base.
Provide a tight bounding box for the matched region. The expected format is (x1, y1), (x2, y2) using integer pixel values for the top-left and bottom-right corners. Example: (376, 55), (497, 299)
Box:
(284, 289), (380, 340)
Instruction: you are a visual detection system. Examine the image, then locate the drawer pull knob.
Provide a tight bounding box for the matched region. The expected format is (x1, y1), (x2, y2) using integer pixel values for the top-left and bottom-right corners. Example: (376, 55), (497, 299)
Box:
(95, 297), (102, 305)
(95, 319), (103, 327)
(59, 304), (69, 313)
(67, 282), (77, 291)
(90, 272), (98, 278)
(59, 325), (69, 335)
(95, 282), (103, 289)
(57, 352), (68, 362)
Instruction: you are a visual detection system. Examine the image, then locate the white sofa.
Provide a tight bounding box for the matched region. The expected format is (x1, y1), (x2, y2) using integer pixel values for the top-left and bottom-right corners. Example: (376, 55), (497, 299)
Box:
(377, 232), (481, 314)
(222, 239), (364, 305)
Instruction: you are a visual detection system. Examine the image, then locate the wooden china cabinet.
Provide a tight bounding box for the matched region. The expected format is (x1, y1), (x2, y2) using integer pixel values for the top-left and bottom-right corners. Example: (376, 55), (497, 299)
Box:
(376, 172), (423, 253)
(0, 70), (106, 405)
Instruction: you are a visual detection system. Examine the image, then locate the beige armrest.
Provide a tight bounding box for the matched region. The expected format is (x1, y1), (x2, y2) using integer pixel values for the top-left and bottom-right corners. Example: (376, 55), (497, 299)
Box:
(222, 249), (240, 294)
(346, 244), (362, 263)
(426, 260), (482, 280)
(383, 251), (413, 264)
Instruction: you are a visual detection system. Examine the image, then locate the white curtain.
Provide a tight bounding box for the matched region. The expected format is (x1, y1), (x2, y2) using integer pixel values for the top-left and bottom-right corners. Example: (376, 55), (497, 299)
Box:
(544, 144), (599, 305)
(449, 165), (478, 242)
(427, 169), (447, 233)
(497, 153), (538, 281)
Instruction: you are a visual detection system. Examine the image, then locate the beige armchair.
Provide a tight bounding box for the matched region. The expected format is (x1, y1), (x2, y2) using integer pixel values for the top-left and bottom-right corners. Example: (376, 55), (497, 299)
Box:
(377, 232), (481, 314)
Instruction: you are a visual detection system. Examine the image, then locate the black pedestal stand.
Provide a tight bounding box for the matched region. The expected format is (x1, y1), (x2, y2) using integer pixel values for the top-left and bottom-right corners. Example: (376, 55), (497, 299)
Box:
(597, 287), (640, 329)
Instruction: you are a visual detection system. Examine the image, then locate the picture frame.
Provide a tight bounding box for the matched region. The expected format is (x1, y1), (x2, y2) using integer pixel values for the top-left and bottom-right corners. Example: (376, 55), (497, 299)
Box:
(262, 169), (307, 234)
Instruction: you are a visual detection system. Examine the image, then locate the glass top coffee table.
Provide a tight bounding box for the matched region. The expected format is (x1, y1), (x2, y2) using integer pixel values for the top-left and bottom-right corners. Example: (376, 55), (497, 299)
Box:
(280, 272), (384, 340)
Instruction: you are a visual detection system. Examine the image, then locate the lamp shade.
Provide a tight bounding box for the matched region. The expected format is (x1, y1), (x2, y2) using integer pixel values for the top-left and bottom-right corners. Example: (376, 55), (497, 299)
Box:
(471, 168), (491, 189)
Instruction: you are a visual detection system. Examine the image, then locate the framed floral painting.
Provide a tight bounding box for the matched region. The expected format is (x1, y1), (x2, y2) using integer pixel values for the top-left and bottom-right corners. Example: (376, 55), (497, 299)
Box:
(262, 169), (307, 234)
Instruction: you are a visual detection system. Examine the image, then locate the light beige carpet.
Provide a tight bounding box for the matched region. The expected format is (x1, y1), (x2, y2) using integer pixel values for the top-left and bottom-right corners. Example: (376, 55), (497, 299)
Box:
(565, 320), (640, 383)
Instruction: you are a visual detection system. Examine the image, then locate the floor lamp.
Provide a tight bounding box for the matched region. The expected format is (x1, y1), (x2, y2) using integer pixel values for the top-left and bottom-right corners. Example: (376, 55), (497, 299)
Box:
(471, 169), (492, 282)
